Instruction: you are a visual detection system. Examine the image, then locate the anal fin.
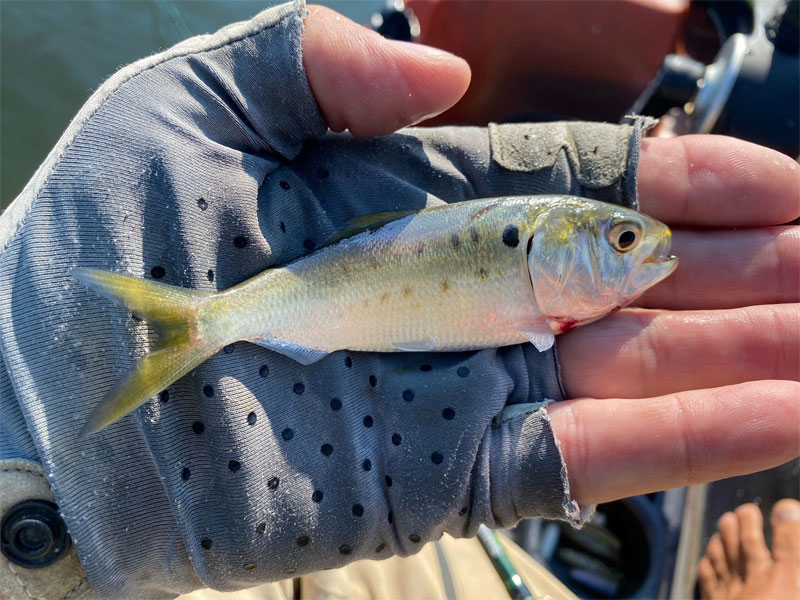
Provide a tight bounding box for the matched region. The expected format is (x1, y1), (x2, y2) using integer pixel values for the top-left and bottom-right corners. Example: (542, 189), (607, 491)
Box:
(250, 338), (330, 365)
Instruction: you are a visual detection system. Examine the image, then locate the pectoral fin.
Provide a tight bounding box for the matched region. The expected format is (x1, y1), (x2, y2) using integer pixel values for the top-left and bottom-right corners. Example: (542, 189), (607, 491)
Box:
(511, 320), (556, 352)
(250, 338), (329, 365)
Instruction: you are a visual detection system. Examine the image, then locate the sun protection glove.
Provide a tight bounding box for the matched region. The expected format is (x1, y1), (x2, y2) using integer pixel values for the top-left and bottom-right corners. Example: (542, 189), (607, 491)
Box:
(0, 2), (654, 597)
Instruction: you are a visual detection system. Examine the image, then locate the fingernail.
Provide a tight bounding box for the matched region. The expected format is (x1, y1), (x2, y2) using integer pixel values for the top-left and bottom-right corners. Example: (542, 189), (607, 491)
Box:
(387, 39), (458, 59)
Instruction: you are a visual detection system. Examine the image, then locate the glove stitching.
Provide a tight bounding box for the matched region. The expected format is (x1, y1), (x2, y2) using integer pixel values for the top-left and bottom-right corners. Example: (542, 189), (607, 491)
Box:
(6, 561), (47, 600)
(0, 8), (295, 257)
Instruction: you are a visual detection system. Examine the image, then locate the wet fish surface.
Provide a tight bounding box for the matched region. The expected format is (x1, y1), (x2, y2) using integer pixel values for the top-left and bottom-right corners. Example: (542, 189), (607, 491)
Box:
(73, 195), (677, 434)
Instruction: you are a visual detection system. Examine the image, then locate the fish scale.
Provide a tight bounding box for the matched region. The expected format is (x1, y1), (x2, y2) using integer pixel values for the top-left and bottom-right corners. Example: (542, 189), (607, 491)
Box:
(73, 195), (677, 434)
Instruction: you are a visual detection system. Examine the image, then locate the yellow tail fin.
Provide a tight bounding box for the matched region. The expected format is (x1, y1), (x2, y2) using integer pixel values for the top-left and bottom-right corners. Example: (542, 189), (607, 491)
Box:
(72, 268), (219, 436)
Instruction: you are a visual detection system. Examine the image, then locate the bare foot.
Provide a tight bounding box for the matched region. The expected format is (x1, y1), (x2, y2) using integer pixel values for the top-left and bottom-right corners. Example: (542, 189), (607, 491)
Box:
(698, 498), (800, 599)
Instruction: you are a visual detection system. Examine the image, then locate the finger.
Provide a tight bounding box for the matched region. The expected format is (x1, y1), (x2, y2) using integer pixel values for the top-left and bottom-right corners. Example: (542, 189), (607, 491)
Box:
(638, 135), (800, 227)
(303, 5), (470, 136)
(558, 304), (800, 399)
(770, 498), (800, 563)
(706, 534), (732, 584)
(735, 504), (771, 571)
(635, 226), (800, 309)
(547, 380), (800, 505)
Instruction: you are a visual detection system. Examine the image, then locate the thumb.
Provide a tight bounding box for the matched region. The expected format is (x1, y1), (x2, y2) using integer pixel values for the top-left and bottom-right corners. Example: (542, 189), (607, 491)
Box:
(303, 5), (471, 136)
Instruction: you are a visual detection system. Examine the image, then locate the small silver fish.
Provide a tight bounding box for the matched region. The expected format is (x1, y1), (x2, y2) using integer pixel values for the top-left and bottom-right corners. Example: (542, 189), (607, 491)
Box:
(73, 195), (677, 434)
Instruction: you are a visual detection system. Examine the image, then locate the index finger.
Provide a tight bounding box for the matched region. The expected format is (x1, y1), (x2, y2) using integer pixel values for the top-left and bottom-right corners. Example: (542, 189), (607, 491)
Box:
(637, 135), (800, 227)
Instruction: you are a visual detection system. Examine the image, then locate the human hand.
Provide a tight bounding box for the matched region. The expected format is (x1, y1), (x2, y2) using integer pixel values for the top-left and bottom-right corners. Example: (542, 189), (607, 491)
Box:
(1, 2), (797, 598)
(553, 134), (800, 504)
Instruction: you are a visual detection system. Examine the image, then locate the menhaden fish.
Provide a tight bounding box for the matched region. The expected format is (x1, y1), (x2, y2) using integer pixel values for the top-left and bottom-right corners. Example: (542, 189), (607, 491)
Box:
(73, 195), (677, 435)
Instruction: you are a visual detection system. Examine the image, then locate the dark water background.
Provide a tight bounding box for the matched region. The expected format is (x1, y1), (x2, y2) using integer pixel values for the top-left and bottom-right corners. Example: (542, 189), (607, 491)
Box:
(0, 0), (378, 212)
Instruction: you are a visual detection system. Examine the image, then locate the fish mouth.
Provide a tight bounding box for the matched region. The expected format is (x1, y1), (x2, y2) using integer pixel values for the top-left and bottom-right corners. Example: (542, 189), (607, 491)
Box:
(642, 229), (677, 266)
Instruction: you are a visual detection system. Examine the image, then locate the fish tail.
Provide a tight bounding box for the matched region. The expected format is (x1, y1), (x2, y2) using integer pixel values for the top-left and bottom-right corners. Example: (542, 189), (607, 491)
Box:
(72, 268), (220, 436)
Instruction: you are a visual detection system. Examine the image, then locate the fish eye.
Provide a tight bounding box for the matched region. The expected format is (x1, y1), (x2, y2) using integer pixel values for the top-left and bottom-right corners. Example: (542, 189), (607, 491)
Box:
(609, 221), (642, 253)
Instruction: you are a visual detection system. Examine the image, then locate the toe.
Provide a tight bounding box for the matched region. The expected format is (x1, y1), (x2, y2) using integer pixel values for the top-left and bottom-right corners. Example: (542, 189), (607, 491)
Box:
(770, 498), (800, 564)
(736, 503), (771, 571)
(707, 533), (732, 582)
(698, 556), (719, 599)
(719, 511), (741, 576)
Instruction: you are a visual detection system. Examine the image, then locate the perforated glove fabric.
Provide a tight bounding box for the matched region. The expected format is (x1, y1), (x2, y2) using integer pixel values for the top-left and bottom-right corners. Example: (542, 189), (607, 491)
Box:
(0, 2), (653, 598)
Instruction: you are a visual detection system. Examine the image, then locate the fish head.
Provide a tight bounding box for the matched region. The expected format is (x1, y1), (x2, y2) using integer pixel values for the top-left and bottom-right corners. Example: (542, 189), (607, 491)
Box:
(526, 199), (677, 333)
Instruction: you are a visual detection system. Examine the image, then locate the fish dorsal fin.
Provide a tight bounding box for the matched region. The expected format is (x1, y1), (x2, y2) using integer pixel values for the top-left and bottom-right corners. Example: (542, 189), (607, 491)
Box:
(324, 210), (418, 246)
(249, 338), (329, 365)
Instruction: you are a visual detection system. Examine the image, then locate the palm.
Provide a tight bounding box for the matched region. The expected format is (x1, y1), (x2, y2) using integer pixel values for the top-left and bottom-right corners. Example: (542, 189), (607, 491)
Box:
(553, 135), (800, 504)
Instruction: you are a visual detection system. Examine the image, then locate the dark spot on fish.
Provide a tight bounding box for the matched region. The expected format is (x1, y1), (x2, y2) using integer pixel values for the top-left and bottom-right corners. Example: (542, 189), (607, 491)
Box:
(369, 374), (378, 387)
(363, 415), (374, 428)
(293, 382), (305, 395)
(318, 168), (329, 179)
(380, 292), (390, 304)
(362, 459), (372, 471)
(247, 412), (257, 425)
(440, 279), (451, 293)
(303, 238), (315, 251)
(402, 389), (414, 402)
(370, 256), (379, 269)
(201, 538), (213, 550)
(415, 242), (425, 255)
(345, 356), (353, 368)
(321, 443), (333, 456)
(457, 366), (470, 378)
(203, 385), (214, 398)
(470, 202), (500, 221)
(151, 266), (165, 279)
(297, 535), (310, 546)
(392, 433), (402, 446)
(352, 504), (364, 517)
(476, 267), (489, 280)
(442, 407), (456, 420)
(197, 198), (208, 210)
(469, 226), (479, 243)
(280, 180), (290, 190)
(402, 286), (413, 297)
(259, 364), (269, 377)
(282, 428), (294, 440)
(233, 235), (248, 249)
(159, 390), (169, 403)
(192, 421), (205, 434)
(279, 221), (286, 233)
(243, 563), (256, 571)
(409, 534), (421, 543)
(385, 475), (393, 488)
(223, 344), (234, 354)
(256, 522), (266, 534)
(420, 364), (432, 372)
(502, 225), (520, 248)
(450, 234), (460, 249)
(207, 269), (214, 282)
(228, 460), (241, 472)
(181, 467), (190, 481)
(330, 397), (342, 411)
(338, 545), (351, 555)
(431, 452), (444, 465)
(375, 543), (386, 553)
(268, 476), (280, 489)
(312, 489), (323, 503)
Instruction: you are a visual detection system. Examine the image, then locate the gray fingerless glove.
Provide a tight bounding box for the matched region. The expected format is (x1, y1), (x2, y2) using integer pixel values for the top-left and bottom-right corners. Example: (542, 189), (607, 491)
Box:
(0, 2), (652, 597)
